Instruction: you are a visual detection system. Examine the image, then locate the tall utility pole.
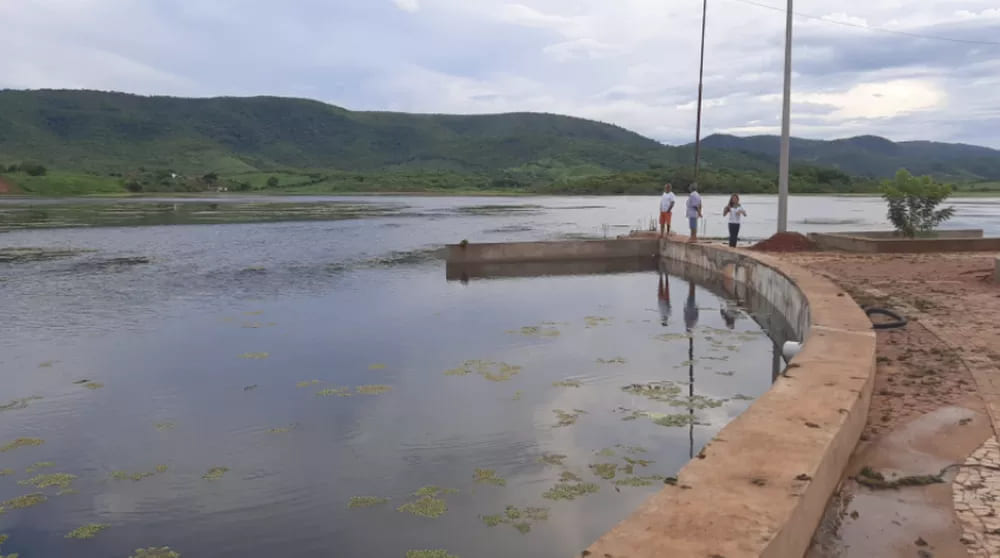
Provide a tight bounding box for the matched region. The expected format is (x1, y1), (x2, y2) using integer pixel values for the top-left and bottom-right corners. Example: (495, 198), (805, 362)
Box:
(777, 0), (793, 232)
(693, 0), (708, 182)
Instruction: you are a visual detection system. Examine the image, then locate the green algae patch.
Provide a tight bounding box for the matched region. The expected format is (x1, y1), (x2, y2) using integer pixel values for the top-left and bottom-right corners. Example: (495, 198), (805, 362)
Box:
(1, 396), (44, 412)
(239, 352), (269, 360)
(589, 463), (618, 480)
(202, 467), (229, 481)
(615, 475), (666, 487)
(597, 357), (627, 365)
(1, 438), (44, 453)
(0, 469), (13, 477)
(356, 384), (392, 395)
(538, 453), (567, 467)
(66, 523), (110, 540)
(553, 409), (586, 427)
(296, 380), (321, 388)
(559, 471), (582, 482)
(81, 381), (104, 390)
(131, 547), (181, 558)
(406, 551), (457, 558)
(316, 387), (352, 397)
(445, 360), (522, 382)
(348, 496), (389, 509)
(111, 466), (168, 482)
(19, 472), (76, 490)
(397, 496), (447, 518)
(368, 363), (387, 370)
(25, 462), (55, 473)
(0, 493), (47, 512)
(542, 480), (599, 501)
(622, 382), (683, 402)
(473, 468), (506, 487)
(552, 379), (582, 388)
(154, 422), (176, 431)
(650, 413), (696, 427)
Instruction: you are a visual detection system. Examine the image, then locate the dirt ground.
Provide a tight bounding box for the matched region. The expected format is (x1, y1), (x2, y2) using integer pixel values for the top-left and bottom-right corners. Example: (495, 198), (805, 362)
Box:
(783, 252), (1000, 558)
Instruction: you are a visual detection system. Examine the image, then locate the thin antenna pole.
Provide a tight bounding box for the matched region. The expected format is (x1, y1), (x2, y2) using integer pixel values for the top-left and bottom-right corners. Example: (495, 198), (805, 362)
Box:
(777, 0), (793, 232)
(693, 0), (708, 182)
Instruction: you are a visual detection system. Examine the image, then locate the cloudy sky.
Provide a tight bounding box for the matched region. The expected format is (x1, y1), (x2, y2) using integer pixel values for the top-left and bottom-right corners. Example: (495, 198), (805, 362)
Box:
(2, 0), (999, 147)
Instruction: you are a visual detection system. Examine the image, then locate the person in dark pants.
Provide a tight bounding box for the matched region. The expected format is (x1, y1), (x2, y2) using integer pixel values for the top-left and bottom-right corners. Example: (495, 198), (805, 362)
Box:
(722, 194), (747, 247)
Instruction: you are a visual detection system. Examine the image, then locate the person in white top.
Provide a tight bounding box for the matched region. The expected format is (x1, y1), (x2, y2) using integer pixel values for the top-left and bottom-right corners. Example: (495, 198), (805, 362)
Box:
(723, 194), (748, 247)
(686, 183), (702, 242)
(659, 183), (676, 238)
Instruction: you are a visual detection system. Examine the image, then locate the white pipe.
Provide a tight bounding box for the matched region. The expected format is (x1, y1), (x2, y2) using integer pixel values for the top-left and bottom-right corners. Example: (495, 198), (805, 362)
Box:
(782, 341), (802, 362)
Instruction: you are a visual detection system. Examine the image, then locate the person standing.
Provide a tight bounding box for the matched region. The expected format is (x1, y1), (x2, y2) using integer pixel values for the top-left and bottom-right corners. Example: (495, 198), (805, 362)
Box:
(722, 194), (747, 247)
(659, 183), (676, 238)
(686, 183), (703, 242)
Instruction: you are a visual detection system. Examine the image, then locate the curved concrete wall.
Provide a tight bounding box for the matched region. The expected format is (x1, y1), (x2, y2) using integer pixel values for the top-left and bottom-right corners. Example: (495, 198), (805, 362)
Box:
(585, 242), (876, 558)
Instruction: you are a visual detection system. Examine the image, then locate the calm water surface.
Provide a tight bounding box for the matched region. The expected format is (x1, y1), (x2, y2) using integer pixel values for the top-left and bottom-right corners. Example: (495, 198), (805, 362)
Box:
(4, 192), (983, 557)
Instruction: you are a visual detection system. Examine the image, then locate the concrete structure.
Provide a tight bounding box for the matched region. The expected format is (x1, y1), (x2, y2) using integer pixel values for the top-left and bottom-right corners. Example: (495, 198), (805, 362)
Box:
(445, 238), (876, 558)
(445, 238), (658, 264)
(996, 256), (1000, 284)
(584, 242), (876, 558)
(810, 229), (1000, 253)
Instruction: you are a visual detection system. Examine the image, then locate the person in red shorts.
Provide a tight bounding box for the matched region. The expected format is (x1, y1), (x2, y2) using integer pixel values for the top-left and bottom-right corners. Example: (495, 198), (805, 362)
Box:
(659, 183), (676, 238)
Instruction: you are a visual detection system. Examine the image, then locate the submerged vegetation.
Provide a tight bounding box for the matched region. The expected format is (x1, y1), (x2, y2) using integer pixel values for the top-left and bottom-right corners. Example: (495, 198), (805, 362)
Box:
(202, 467), (229, 481)
(154, 422), (176, 431)
(25, 461), (55, 473)
(506, 325), (560, 337)
(0, 493), (47, 512)
(65, 523), (110, 540)
(405, 551), (458, 558)
(552, 409), (586, 427)
(552, 379), (582, 388)
(239, 352), (270, 360)
(444, 360), (522, 382)
(473, 468), (506, 487)
(19, 472), (76, 490)
(538, 453), (567, 467)
(296, 380), (321, 388)
(348, 496), (389, 509)
(316, 387), (352, 397)
(131, 548), (181, 558)
(0, 438), (44, 453)
(356, 384), (392, 395)
(0, 396), (44, 412)
(111, 465), (168, 482)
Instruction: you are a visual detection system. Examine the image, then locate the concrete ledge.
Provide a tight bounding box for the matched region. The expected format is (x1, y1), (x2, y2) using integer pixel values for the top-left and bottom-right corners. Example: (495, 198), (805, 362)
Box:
(585, 241), (876, 558)
(445, 238), (658, 264)
(995, 257), (1000, 285)
(810, 230), (1000, 253)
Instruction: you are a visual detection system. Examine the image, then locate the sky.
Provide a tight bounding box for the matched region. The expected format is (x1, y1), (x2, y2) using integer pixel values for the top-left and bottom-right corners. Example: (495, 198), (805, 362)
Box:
(2, 0), (999, 147)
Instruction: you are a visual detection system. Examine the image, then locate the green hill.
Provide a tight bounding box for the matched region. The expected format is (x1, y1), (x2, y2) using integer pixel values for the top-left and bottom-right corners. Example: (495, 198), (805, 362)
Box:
(700, 134), (1000, 181)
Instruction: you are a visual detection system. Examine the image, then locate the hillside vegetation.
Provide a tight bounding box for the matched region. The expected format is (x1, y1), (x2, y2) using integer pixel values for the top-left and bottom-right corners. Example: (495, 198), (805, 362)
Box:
(0, 89), (997, 195)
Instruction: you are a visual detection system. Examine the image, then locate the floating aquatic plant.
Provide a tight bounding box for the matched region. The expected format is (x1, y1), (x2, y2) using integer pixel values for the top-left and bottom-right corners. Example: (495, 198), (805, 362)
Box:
(241, 322), (264, 328)
(38, 361), (59, 368)
(650, 413), (696, 427)
(669, 395), (726, 410)
(0, 493), (47, 512)
(267, 426), (293, 434)
(348, 496), (389, 509)
(715, 371), (736, 377)
(506, 326), (560, 337)
(584, 316), (612, 328)
(130, 547), (181, 558)
(552, 379), (582, 388)
(0, 396), (43, 412)
(202, 467), (229, 481)
(444, 360), (522, 382)
(111, 466), (167, 481)
(296, 380), (320, 388)
(732, 394), (754, 401)
(154, 422), (175, 431)
(473, 468), (506, 487)
(65, 523), (110, 539)
(622, 382), (683, 402)
(559, 471), (582, 482)
(513, 391), (523, 401)
(618, 444), (648, 454)
(19, 473), (76, 490)
(244, 311), (264, 316)
(597, 357), (627, 365)
(655, 333), (691, 342)
(25, 462), (55, 473)
(414, 486), (457, 498)
(316, 387), (352, 397)
(538, 453), (567, 467)
(397, 496), (447, 518)
(0, 469), (12, 477)
(368, 363), (387, 370)
(405, 551), (457, 558)
(589, 463), (618, 480)
(596, 448), (616, 457)
(80, 381), (104, 390)
(239, 352), (269, 360)
(0, 438), (44, 453)
(481, 506), (549, 533)
(542, 481), (599, 501)
(553, 409), (586, 427)
(356, 385), (392, 395)
(614, 475), (665, 487)
(623, 457), (653, 467)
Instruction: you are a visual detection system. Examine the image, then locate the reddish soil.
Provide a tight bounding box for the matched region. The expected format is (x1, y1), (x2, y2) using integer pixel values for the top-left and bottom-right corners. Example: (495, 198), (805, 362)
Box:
(750, 232), (816, 252)
(0, 175), (18, 194)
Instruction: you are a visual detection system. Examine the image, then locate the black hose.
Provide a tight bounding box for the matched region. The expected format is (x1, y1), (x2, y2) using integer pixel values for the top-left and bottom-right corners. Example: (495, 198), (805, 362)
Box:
(864, 307), (908, 330)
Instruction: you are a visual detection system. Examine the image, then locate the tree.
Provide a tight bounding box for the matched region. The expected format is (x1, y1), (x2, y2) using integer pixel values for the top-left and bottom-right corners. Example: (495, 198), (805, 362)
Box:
(202, 172), (218, 184)
(881, 169), (955, 237)
(266, 176), (279, 187)
(21, 162), (47, 176)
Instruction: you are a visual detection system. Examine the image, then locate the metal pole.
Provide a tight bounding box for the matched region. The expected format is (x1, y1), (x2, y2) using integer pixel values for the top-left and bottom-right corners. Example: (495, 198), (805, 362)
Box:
(777, 0), (793, 232)
(693, 0), (708, 182)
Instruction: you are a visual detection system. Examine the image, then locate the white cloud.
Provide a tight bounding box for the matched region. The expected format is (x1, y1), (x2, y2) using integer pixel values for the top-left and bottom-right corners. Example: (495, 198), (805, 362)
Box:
(393, 0), (420, 12)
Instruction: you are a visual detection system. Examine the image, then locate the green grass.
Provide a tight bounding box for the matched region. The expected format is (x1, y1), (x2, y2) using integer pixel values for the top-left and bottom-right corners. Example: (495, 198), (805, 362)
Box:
(6, 172), (125, 196)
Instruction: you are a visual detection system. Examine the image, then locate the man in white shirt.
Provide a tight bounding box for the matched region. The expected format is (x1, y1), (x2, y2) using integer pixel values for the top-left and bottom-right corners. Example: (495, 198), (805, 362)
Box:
(686, 183), (703, 242)
(659, 183), (676, 238)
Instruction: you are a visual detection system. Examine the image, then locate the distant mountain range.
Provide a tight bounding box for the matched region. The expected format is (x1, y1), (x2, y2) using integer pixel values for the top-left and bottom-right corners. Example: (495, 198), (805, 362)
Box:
(698, 134), (1000, 181)
(0, 89), (997, 191)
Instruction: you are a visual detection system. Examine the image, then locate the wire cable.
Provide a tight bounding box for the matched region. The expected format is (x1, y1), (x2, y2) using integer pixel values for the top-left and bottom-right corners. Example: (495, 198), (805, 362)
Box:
(723, 0), (1000, 47)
